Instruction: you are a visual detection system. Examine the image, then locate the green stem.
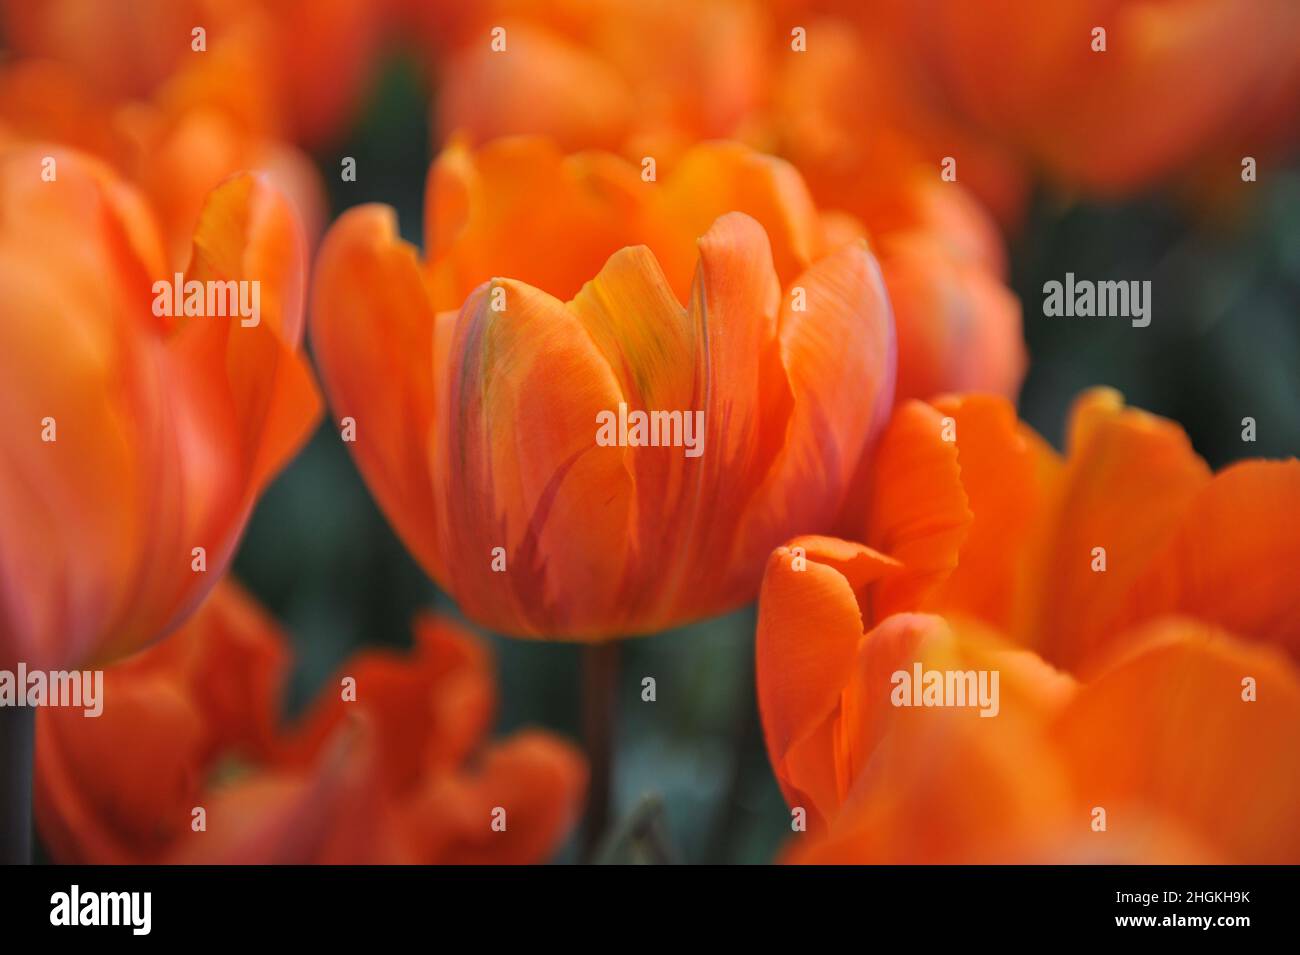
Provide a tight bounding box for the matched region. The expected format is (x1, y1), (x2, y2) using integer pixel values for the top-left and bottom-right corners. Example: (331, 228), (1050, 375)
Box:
(580, 642), (619, 861)
(0, 705), (35, 864)
(708, 606), (759, 863)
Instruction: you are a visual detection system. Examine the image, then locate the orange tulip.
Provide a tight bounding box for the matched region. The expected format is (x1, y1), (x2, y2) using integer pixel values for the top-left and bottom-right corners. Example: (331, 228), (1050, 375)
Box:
(0, 147), (321, 671)
(758, 16), (1026, 401)
(857, 0), (1300, 196)
(421, 0), (767, 161)
(35, 580), (587, 863)
(416, 0), (1024, 218)
(760, 13), (1027, 232)
(757, 389), (1300, 861)
(311, 137), (896, 638)
(0, 0), (385, 147)
(0, 53), (326, 270)
(419, 3), (1025, 405)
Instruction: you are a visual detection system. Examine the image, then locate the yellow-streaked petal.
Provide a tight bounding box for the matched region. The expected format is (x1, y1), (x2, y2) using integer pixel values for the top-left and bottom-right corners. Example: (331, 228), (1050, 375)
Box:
(733, 241), (896, 574)
(431, 278), (635, 637)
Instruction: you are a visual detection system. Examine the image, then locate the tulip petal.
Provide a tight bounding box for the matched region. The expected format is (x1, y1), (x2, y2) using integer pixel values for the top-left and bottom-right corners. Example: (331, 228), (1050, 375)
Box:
(835, 612), (957, 802)
(35, 675), (204, 864)
(400, 730), (587, 864)
(838, 614), (1075, 791)
(411, 614), (498, 768)
(652, 143), (823, 298)
(926, 394), (1049, 631)
(35, 577), (293, 863)
(691, 212), (784, 482)
(172, 170), (321, 494)
(778, 535), (902, 590)
(310, 203), (447, 579)
(286, 613), (495, 793)
(659, 212), (791, 621)
(0, 149), (169, 668)
(168, 716), (388, 864)
(1110, 460), (1300, 661)
(424, 136), (643, 309)
(1053, 617), (1300, 863)
(756, 541), (873, 827)
(734, 241), (896, 575)
(438, 23), (634, 154)
(103, 173), (321, 659)
(568, 245), (694, 414)
(866, 400), (973, 617)
(567, 244), (700, 623)
(878, 232), (1025, 402)
(1032, 388), (1211, 672)
(789, 617), (1077, 864)
(432, 278), (636, 636)
(787, 717), (1074, 865)
(148, 580), (290, 761)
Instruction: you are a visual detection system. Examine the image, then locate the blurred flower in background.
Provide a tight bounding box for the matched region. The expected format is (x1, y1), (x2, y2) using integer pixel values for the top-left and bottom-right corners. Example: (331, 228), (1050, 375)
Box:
(0, 150), (319, 672)
(0, 0), (388, 148)
(0, 0), (358, 265)
(852, 0), (1300, 198)
(0, 52), (326, 269)
(416, 0), (767, 160)
(757, 390), (1300, 861)
(36, 580), (587, 863)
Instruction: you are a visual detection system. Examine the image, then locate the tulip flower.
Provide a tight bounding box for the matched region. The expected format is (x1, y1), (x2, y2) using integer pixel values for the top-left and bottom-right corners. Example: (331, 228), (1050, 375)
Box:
(0, 0), (385, 147)
(420, 3), (1026, 404)
(755, 16), (1027, 403)
(761, 13), (1027, 231)
(312, 137), (896, 638)
(757, 389), (1300, 861)
(0, 55), (326, 270)
(855, 0), (1300, 196)
(0, 147), (321, 673)
(35, 580), (587, 863)
(421, 0), (766, 160)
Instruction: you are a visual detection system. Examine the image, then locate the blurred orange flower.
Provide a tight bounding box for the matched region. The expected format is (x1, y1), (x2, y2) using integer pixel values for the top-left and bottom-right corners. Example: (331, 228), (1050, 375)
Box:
(0, 0), (386, 148)
(0, 11), (328, 267)
(0, 58), (325, 271)
(757, 389), (1300, 861)
(759, 15), (1027, 402)
(0, 148), (321, 671)
(414, 0), (1022, 209)
(419, 0), (767, 161)
(311, 137), (896, 638)
(857, 0), (1300, 196)
(759, 13), (1027, 231)
(35, 580), (587, 863)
